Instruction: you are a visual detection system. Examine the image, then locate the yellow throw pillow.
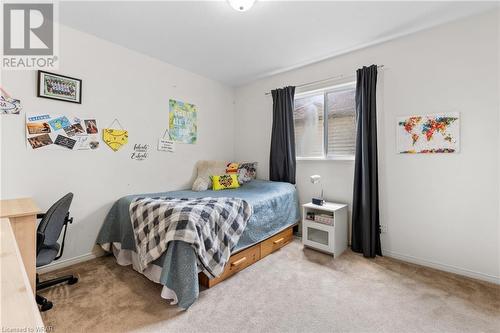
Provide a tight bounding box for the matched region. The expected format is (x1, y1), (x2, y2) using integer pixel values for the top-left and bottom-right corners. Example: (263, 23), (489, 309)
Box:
(212, 174), (240, 191)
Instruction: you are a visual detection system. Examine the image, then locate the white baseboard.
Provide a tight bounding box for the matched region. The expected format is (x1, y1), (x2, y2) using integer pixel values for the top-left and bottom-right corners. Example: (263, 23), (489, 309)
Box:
(37, 248), (105, 274)
(383, 249), (500, 285)
(38, 245), (499, 285)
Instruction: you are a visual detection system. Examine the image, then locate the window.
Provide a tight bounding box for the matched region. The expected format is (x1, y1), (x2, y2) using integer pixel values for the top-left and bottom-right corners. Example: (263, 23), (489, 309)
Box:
(293, 82), (356, 159)
(293, 92), (324, 158)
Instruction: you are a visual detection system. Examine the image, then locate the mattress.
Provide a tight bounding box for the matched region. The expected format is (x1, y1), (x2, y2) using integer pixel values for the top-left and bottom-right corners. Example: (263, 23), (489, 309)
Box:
(96, 179), (300, 308)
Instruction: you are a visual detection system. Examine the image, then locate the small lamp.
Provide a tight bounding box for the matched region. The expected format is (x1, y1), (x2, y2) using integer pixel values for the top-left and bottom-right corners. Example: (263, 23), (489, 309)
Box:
(310, 175), (324, 206)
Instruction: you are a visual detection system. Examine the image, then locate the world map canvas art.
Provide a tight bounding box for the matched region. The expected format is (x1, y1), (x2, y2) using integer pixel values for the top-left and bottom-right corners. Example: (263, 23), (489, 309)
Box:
(397, 113), (460, 154)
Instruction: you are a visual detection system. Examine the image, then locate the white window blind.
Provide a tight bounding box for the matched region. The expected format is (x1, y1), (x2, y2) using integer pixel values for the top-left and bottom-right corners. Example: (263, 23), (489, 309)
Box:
(293, 93), (324, 158)
(293, 83), (356, 159)
(326, 86), (356, 157)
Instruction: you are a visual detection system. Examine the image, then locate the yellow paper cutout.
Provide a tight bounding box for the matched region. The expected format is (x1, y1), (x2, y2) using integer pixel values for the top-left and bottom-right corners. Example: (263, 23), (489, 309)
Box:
(103, 128), (128, 151)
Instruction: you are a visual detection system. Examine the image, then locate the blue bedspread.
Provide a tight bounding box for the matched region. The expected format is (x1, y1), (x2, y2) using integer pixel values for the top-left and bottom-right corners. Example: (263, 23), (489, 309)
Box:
(96, 180), (299, 308)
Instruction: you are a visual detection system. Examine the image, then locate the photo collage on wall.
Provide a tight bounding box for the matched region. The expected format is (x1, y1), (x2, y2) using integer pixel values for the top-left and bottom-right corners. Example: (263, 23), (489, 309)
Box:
(21, 72), (200, 154)
(26, 114), (100, 151)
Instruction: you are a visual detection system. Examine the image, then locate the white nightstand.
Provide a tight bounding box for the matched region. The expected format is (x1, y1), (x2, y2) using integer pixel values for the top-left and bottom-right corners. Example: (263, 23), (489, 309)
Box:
(302, 202), (348, 257)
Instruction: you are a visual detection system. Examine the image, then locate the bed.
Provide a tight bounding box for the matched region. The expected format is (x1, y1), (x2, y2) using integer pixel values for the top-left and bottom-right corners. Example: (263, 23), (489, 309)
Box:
(96, 179), (300, 309)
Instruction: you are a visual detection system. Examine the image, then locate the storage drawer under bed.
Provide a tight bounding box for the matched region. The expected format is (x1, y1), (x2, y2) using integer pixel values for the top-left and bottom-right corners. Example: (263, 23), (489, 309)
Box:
(199, 242), (260, 288)
(199, 225), (294, 288)
(260, 227), (293, 258)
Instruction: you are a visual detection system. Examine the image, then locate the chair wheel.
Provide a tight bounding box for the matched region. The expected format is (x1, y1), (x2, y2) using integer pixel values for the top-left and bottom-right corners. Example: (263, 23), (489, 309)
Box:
(40, 300), (53, 312)
(68, 276), (78, 285)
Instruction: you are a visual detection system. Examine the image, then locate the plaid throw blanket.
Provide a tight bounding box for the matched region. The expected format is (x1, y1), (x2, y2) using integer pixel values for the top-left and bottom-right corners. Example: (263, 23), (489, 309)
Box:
(129, 197), (252, 278)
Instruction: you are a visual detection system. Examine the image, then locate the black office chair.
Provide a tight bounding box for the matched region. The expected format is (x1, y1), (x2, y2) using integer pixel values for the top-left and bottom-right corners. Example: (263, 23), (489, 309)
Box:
(36, 193), (78, 312)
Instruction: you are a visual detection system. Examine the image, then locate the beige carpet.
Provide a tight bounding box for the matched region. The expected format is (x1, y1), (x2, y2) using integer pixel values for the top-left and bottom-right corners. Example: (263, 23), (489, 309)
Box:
(39, 239), (500, 333)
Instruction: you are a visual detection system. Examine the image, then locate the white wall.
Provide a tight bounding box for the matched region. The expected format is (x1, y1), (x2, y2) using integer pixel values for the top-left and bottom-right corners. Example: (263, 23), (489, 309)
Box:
(0, 25), (235, 266)
(234, 11), (499, 283)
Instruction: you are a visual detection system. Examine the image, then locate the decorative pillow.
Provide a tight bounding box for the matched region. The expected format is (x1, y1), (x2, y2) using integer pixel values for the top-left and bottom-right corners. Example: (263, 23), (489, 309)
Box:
(237, 162), (258, 184)
(226, 162), (239, 174)
(192, 160), (228, 191)
(212, 174), (240, 191)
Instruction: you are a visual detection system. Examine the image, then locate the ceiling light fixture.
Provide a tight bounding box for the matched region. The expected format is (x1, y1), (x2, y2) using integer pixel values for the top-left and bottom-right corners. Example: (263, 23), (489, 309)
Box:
(227, 0), (256, 12)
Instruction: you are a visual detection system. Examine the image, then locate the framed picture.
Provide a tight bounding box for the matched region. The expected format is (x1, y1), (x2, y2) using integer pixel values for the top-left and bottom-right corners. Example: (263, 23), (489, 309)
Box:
(37, 71), (82, 104)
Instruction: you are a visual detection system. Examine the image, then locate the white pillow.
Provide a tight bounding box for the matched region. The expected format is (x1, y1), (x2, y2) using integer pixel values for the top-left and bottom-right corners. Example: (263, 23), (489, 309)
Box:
(192, 160), (228, 191)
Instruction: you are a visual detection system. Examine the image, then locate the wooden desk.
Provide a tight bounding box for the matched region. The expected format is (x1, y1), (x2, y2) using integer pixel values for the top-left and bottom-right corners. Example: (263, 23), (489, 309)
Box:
(0, 198), (41, 292)
(0, 217), (44, 330)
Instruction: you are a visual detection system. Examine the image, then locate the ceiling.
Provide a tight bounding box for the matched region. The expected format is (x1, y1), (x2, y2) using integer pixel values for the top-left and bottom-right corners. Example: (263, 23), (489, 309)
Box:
(60, 1), (497, 87)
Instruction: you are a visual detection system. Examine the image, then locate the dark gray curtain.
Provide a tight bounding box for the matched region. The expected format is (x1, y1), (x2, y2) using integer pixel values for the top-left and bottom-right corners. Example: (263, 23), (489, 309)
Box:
(270, 86), (296, 184)
(351, 65), (382, 258)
